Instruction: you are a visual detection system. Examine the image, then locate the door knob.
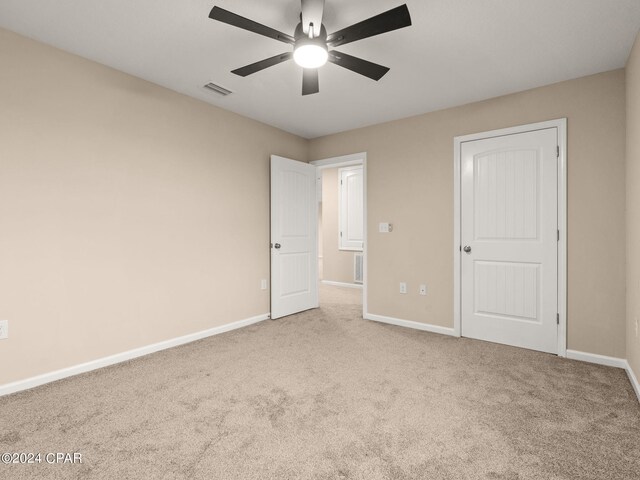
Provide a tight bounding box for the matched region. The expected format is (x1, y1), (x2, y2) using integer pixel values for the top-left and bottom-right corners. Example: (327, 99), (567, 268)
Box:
(274, 243), (281, 249)
(463, 245), (471, 253)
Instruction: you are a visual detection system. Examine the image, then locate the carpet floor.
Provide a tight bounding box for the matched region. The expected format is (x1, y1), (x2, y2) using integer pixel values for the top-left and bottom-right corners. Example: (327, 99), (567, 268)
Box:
(1, 285), (639, 480)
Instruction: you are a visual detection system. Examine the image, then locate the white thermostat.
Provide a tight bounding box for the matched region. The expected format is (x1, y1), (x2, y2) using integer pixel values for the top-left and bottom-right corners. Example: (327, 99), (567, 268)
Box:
(379, 222), (393, 233)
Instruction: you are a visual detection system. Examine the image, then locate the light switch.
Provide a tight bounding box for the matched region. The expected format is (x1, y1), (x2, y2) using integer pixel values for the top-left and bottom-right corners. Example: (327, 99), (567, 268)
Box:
(379, 222), (392, 233)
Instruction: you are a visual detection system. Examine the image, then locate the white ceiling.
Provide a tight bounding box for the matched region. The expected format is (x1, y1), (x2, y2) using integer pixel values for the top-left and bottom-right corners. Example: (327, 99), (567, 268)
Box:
(1, 0), (639, 138)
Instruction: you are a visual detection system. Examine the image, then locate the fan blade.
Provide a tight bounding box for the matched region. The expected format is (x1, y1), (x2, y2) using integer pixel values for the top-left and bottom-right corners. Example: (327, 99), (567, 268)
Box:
(232, 53), (293, 77)
(327, 4), (411, 47)
(328, 51), (390, 81)
(302, 69), (319, 95)
(209, 6), (295, 45)
(301, 0), (325, 38)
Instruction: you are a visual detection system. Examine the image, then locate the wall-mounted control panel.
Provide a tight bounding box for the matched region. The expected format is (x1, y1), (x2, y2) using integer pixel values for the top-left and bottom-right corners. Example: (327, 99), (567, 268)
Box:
(379, 222), (393, 233)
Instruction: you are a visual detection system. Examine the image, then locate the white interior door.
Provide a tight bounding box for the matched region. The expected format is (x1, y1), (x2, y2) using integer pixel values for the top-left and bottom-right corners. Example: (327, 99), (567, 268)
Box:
(461, 128), (558, 353)
(271, 155), (318, 319)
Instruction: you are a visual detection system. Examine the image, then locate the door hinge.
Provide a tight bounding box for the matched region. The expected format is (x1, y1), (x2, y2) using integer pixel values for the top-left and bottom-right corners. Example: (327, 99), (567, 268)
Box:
(459, 245), (462, 252)
(557, 313), (560, 325)
(557, 229), (560, 242)
(340, 231), (343, 237)
(557, 145), (560, 158)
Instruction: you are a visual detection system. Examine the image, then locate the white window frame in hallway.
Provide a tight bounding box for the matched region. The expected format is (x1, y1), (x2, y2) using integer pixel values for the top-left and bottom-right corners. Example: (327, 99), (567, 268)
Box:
(453, 119), (568, 356)
(311, 153), (368, 318)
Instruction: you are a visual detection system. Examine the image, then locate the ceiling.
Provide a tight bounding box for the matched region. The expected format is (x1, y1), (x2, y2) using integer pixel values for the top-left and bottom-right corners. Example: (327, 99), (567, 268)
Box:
(1, 0), (639, 138)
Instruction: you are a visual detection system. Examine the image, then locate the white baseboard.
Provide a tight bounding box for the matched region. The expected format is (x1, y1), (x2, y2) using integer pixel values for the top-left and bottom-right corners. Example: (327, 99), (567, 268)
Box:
(365, 313), (457, 337)
(565, 351), (640, 403)
(321, 280), (363, 289)
(565, 349), (628, 369)
(626, 362), (640, 403)
(0, 313), (270, 397)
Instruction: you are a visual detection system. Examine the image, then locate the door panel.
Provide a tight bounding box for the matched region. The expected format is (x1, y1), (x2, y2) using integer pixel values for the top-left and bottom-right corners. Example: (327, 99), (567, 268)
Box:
(271, 156), (318, 319)
(461, 128), (558, 353)
(474, 261), (539, 321)
(474, 149), (539, 240)
(339, 166), (364, 250)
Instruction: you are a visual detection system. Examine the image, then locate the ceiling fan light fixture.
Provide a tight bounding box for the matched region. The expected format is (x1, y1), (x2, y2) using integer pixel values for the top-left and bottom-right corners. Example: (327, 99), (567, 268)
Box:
(293, 40), (328, 69)
(209, 3), (412, 94)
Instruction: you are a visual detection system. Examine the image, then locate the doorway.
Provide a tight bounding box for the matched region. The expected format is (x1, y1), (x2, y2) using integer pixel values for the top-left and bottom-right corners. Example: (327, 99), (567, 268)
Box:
(453, 120), (567, 355)
(311, 153), (367, 312)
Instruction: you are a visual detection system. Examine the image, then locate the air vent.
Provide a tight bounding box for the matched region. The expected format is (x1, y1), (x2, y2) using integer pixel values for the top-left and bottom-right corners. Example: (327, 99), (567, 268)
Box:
(203, 82), (232, 96)
(354, 253), (363, 284)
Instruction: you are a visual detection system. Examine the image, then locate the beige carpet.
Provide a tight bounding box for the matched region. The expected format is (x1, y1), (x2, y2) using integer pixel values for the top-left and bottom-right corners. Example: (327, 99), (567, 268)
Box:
(1, 285), (638, 480)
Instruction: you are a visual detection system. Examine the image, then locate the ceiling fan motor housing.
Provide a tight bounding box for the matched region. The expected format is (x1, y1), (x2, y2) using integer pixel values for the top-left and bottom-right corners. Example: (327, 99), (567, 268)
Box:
(294, 22), (327, 44)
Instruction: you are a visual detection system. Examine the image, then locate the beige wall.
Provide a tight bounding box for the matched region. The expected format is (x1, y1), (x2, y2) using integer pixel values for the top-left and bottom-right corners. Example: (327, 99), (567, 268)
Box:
(310, 70), (627, 358)
(0, 28), (307, 385)
(627, 33), (640, 380)
(321, 168), (358, 285)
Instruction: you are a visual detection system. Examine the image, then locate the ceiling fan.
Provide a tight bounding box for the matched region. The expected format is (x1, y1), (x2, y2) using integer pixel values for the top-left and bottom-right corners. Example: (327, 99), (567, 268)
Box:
(208, 1), (412, 95)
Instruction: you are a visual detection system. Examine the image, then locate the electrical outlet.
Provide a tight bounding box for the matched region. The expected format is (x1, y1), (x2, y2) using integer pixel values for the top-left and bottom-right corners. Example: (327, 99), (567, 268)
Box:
(419, 284), (427, 296)
(261, 279), (268, 290)
(399, 282), (407, 294)
(0, 320), (8, 340)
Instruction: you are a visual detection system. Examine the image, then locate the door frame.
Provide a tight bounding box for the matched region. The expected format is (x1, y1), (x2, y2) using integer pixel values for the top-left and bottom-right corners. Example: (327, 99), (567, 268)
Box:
(310, 152), (368, 318)
(453, 119), (567, 356)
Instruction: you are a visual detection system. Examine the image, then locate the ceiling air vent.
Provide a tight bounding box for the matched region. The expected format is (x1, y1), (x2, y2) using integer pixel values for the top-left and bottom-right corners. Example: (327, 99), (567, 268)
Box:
(203, 82), (232, 96)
